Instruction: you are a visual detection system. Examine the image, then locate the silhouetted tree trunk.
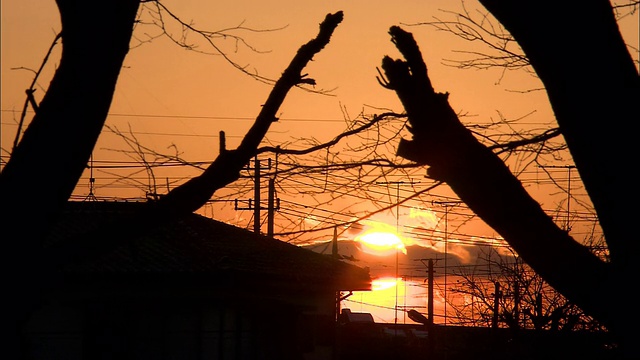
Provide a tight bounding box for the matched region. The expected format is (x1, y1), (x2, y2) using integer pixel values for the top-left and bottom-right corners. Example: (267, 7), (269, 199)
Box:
(381, 0), (638, 354)
(1, 3), (344, 357)
(2, 0), (140, 236)
(382, 22), (609, 328)
(476, 1), (638, 351)
(1, 1), (141, 357)
(476, 1), (636, 262)
(476, 1), (638, 353)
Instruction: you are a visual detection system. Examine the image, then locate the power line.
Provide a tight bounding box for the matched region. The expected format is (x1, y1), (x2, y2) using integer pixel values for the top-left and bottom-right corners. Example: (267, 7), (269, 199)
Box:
(1, 109), (347, 123)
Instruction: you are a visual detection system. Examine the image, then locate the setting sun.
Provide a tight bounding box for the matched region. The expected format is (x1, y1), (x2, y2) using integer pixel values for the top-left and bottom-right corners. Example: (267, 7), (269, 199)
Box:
(354, 221), (407, 256)
(371, 277), (399, 291)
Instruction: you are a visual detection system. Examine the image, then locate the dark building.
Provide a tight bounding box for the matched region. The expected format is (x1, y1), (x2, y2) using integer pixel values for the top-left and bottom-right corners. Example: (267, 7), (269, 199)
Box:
(21, 201), (371, 360)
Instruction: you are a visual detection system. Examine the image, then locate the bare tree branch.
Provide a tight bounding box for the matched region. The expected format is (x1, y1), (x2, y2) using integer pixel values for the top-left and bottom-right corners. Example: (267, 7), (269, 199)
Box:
(50, 11), (347, 265)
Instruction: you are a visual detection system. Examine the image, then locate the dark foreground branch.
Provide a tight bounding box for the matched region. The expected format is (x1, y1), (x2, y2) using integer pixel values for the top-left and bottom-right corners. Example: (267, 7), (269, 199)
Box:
(381, 26), (612, 330)
(52, 12), (345, 267)
(158, 11), (344, 214)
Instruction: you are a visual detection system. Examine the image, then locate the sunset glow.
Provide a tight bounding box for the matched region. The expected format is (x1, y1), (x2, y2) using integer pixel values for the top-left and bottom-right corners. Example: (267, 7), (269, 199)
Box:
(3, 0), (631, 341)
(354, 221), (407, 256)
(371, 277), (399, 291)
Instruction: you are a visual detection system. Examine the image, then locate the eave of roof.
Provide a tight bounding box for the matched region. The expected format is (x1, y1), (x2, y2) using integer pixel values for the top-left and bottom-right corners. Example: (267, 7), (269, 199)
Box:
(45, 201), (371, 291)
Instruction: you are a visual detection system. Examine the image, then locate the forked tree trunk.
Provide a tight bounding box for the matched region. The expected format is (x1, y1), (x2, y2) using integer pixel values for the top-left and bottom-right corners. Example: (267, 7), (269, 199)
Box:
(383, 3), (637, 351)
(383, 24), (611, 329)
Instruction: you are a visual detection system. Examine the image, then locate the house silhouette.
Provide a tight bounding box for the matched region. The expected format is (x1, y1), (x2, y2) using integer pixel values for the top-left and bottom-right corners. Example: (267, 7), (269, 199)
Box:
(22, 200), (371, 360)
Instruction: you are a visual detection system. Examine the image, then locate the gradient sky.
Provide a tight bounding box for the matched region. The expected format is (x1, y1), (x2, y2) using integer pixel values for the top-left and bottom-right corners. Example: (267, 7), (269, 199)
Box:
(2, 0), (638, 254)
(2, 1), (637, 152)
(2, 0), (638, 323)
(4, 1), (636, 165)
(2, 1), (581, 155)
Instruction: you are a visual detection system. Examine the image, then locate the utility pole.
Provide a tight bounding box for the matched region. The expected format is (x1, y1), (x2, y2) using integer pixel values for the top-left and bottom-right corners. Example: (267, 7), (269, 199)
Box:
(432, 200), (461, 326)
(253, 157), (261, 233)
(333, 227), (341, 322)
(332, 226), (339, 259)
(492, 282), (501, 329)
(235, 157), (279, 235)
(419, 258), (435, 327)
(418, 258), (435, 358)
(427, 259), (434, 328)
(267, 178), (277, 238)
(427, 258), (434, 357)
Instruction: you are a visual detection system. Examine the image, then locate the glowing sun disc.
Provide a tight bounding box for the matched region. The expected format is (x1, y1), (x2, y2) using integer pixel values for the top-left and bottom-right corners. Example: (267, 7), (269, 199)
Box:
(356, 230), (407, 256)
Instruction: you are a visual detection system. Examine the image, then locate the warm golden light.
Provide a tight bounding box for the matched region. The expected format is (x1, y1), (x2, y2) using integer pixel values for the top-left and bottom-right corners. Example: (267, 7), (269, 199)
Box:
(354, 221), (407, 256)
(371, 277), (399, 291)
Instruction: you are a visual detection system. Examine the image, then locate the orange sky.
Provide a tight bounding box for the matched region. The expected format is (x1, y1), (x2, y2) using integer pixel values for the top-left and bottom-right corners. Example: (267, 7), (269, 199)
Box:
(2, 1), (582, 156)
(2, 1), (637, 161)
(2, 1), (638, 323)
(2, 0), (637, 256)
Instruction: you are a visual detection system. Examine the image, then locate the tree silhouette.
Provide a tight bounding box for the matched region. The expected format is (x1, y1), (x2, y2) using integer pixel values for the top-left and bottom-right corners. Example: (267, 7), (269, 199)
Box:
(449, 247), (602, 332)
(379, 0), (638, 355)
(2, 1), (636, 358)
(0, 1), (345, 355)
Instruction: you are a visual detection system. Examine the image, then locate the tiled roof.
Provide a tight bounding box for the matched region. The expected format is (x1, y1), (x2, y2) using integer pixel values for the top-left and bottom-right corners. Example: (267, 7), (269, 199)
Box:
(45, 201), (371, 291)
